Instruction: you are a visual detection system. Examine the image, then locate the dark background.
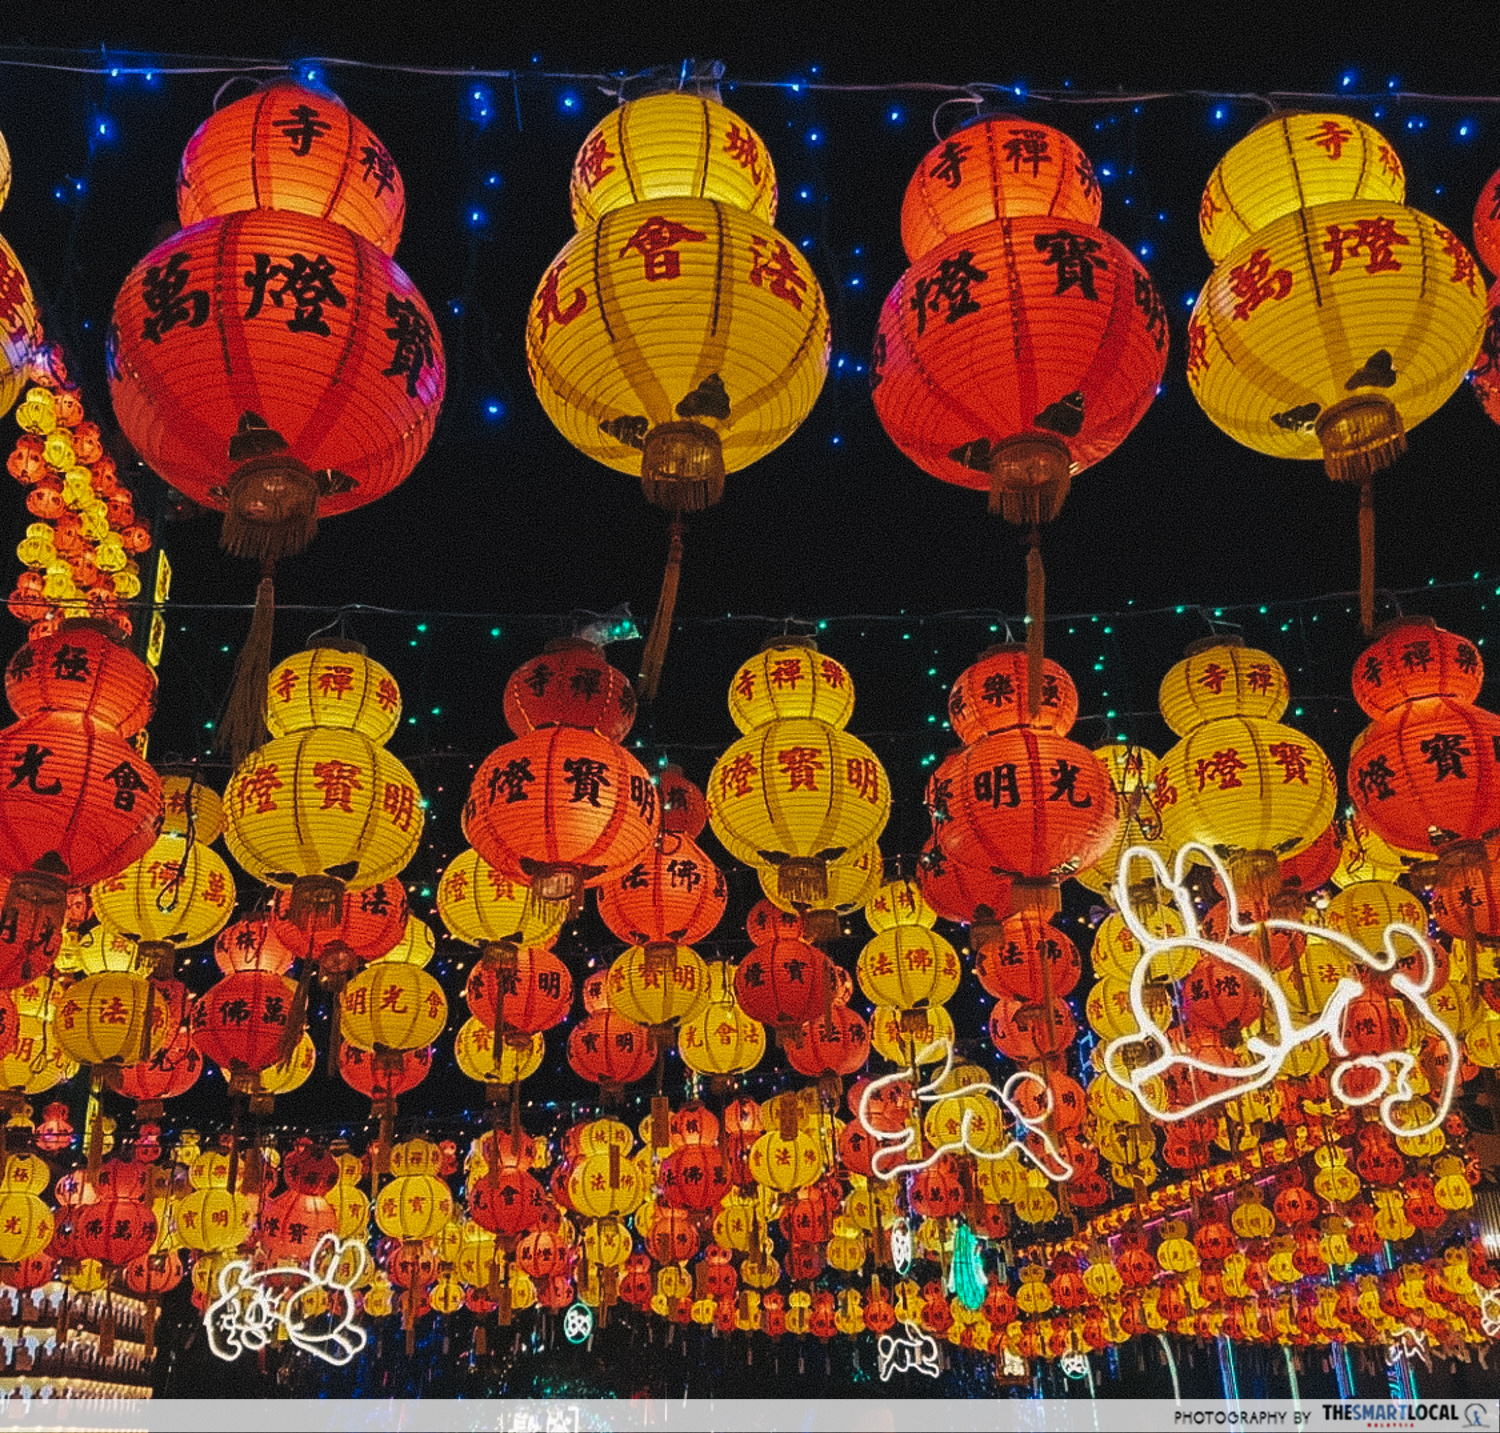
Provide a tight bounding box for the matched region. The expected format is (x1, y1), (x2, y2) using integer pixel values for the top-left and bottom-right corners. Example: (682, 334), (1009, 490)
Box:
(1, 0), (1498, 1399)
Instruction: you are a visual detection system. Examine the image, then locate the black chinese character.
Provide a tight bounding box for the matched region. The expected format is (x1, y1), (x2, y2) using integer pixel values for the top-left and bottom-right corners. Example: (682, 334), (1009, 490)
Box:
(974, 763), (1020, 809)
(1034, 229), (1107, 300)
(243, 253), (347, 336)
(563, 757), (611, 807)
(141, 253), (209, 344)
(103, 761), (150, 812)
(382, 294), (435, 398)
(7, 744), (61, 796)
(360, 143), (397, 197)
(272, 104), (333, 157)
(928, 139), (970, 190)
(911, 251), (987, 336)
(1047, 759), (1093, 808)
(488, 758), (535, 805)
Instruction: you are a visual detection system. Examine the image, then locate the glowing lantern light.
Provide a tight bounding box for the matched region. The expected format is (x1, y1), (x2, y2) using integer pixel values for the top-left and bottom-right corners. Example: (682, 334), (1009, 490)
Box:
(973, 912), (1079, 1002)
(503, 637), (637, 742)
(191, 969), (300, 1075)
(339, 964), (447, 1053)
(177, 79), (406, 254)
(783, 1004), (871, 1082)
(857, 927), (961, 1011)
(677, 968), (767, 1081)
(465, 945), (572, 1037)
(597, 831), (727, 948)
(6, 619), (156, 734)
(454, 1019), (543, 1085)
(874, 123), (1166, 698)
(437, 848), (565, 953)
(91, 831), (235, 972)
(159, 771), (223, 844)
(530, 83), (828, 698)
(567, 1010), (655, 1094)
(213, 914), (296, 976)
(605, 943), (710, 1033)
(727, 642), (857, 734)
(265, 642), (402, 743)
(733, 938), (833, 1029)
(1188, 117), (1484, 633)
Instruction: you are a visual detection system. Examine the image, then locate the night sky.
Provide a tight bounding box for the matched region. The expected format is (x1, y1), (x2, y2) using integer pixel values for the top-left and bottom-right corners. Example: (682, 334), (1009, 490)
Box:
(3, 2), (1499, 1400)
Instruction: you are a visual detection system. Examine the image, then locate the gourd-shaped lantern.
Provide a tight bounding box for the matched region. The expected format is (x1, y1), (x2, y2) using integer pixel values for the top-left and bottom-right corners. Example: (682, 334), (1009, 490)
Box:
(927, 648), (1116, 917)
(874, 118), (1167, 702)
(1152, 638), (1336, 906)
(1187, 114), (1486, 634)
(677, 962), (766, 1083)
(0, 161), (38, 418)
(708, 640), (889, 906)
(110, 82), (443, 761)
(527, 77), (829, 698)
(1348, 617), (1500, 855)
(0, 620), (160, 955)
(856, 879), (960, 1029)
(466, 642), (657, 910)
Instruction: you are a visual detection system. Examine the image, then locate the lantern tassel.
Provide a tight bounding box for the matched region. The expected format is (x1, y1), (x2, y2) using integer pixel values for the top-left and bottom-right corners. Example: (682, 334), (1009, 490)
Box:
(216, 571), (276, 768)
(1358, 477), (1376, 638)
(1025, 525), (1045, 718)
(276, 957), (316, 1067)
(638, 519), (685, 704)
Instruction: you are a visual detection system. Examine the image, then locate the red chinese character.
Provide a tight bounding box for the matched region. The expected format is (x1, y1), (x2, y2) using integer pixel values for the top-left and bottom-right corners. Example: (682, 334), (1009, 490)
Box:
(778, 746), (824, 792)
(1198, 190), (1223, 236)
(1197, 662), (1228, 695)
(1195, 748), (1248, 791)
(1324, 217), (1409, 276)
(1377, 144), (1403, 183)
(383, 781), (417, 831)
(818, 659), (846, 689)
(313, 759), (364, 813)
(723, 125), (762, 182)
(574, 133), (616, 192)
(1152, 766), (1178, 808)
(237, 763), (284, 815)
(846, 757), (880, 804)
(1435, 225), (1478, 294)
(769, 659), (803, 690)
(375, 678), (400, 712)
(378, 983), (409, 1013)
(317, 665), (355, 698)
(97, 995), (129, 1025)
(1308, 119), (1354, 160)
(720, 752), (758, 799)
(1228, 248), (1293, 321)
(273, 668), (299, 702)
(734, 669), (756, 702)
(147, 860), (178, 887)
(748, 236), (807, 310)
(1268, 741), (1310, 785)
(535, 260), (587, 342)
(205, 871), (227, 904)
(1246, 664), (1274, 694)
(618, 216), (707, 282)
(1185, 316), (1209, 380)
(445, 868), (469, 903)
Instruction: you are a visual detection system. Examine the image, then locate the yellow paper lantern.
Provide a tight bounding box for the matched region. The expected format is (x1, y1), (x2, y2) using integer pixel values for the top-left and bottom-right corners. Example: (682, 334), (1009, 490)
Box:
(159, 773), (224, 844)
(374, 1173), (453, 1241)
(0, 1191), (53, 1262)
(857, 927), (961, 1010)
(1156, 715), (1337, 859)
(1277, 941), (1359, 1017)
(175, 1187), (256, 1252)
(66, 927), (145, 975)
(340, 965), (447, 1053)
(224, 728), (424, 897)
(328, 1182), (371, 1240)
(92, 832), (236, 952)
(526, 198), (829, 497)
(1090, 907), (1193, 981)
(1464, 1009), (1500, 1068)
(747, 1128), (822, 1193)
(53, 971), (164, 1065)
(454, 1017), (543, 1084)
(605, 943), (710, 1029)
(371, 915), (435, 968)
(1076, 743), (1168, 896)
(677, 991), (766, 1078)
(0, 1014), (76, 1094)
(1159, 643), (1290, 736)
(0, 236), (37, 420)
(1199, 113), (1406, 262)
(864, 876), (937, 933)
(437, 848), (565, 950)
(708, 717), (889, 901)
(265, 643), (402, 744)
(758, 841), (882, 926)
(1323, 880), (1426, 953)
(257, 1033), (317, 1095)
(870, 1004), (955, 1065)
(569, 91), (778, 230)
(567, 1150), (646, 1220)
(728, 643), (855, 733)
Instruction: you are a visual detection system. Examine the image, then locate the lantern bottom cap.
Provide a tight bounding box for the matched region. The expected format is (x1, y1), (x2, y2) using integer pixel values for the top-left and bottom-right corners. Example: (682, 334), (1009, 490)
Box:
(221, 456), (320, 563)
(799, 908), (841, 945)
(986, 434), (1073, 525)
(285, 873), (347, 932)
(1315, 394), (1406, 484)
(777, 857), (829, 906)
(640, 421), (726, 513)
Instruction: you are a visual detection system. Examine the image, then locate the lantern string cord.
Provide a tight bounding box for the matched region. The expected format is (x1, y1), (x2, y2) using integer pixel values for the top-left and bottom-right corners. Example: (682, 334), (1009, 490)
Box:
(2, 50), (1500, 107)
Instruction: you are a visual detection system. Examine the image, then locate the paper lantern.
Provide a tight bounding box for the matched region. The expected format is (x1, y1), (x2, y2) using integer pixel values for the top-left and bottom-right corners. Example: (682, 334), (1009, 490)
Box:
(339, 964), (447, 1052)
(270, 875), (408, 966)
(0, 873), (64, 988)
(1351, 618), (1483, 718)
(469, 1167), (549, 1237)
(367, 915), (433, 969)
(0, 1191), (54, 1262)
(0, 236), (37, 420)
(747, 1128), (822, 1193)
(503, 637), (637, 741)
(159, 772), (223, 844)
(1349, 698), (1500, 851)
(375, 1174), (453, 1242)
(597, 832), (727, 947)
(437, 848), (565, 951)
(864, 876), (936, 934)
(5, 619), (156, 735)
(465, 726), (657, 905)
(176, 79), (405, 254)
(901, 117), (1101, 263)
(708, 717), (889, 902)
(223, 729), (424, 891)
(606, 943), (710, 1030)
(728, 643), (855, 734)
(1182, 954), (1265, 1035)
(677, 991), (767, 1079)
(454, 1019), (543, 1085)
(53, 971), (160, 1066)
(0, 711), (160, 889)
(569, 91), (777, 230)
(213, 914), (296, 976)
(733, 939), (831, 1029)
(191, 970), (298, 1073)
(756, 843), (881, 942)
(465, 945), (571, 1035)
(915, 836), (1012, 930)
(265, 642), (402, 742)
(338, 1041), (431, 1100)
(73, 1196), (156, 1267)
(871, 1004), (956, 1065)
(109, 210), (443, 557)
(91, 832), (235, 954)
(783, 1005), (870, 1080)
(260, 1188), (339, 1263)
(974, 912), (1079, 1001)
(947, 646), (1079, 742)
(1199, 113), (1406, 262)
(986, 995), (1073, 1061)
(1159, 641), (1289, 735)
(0, 1014), (75, 1095)
(856, 927), (961, 1010)
(567, 1010), (655, 1089)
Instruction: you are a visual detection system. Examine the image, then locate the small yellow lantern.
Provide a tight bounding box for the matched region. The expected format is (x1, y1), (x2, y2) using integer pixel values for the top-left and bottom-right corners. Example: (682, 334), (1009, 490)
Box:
(340, 965), (447, 1053)
(265, 642), (402, 743)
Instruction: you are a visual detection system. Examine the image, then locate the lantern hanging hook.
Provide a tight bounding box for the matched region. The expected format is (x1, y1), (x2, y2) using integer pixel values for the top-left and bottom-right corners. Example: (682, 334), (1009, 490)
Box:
(303, 607), (359, 646)
(213, 75), (265, 111)
(931, 90), (986, 143)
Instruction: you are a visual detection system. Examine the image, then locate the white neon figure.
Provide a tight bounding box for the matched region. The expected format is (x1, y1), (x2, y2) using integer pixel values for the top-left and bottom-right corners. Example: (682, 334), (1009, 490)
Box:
(205, 1232), (369, 1367)
(890, 1216), (913, 1277)
(1386, 1326), (1433, 1370)
(1102, 842), (1460, 1140)
(877, 1320), (941, 1381)
(1478, 1289), (1500, 1338)
(857, 1036), (1074, 1183)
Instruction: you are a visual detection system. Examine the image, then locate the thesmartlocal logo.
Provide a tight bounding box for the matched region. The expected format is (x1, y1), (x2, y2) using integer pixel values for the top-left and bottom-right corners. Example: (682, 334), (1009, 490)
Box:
(1322, 1403), (1486, 1428)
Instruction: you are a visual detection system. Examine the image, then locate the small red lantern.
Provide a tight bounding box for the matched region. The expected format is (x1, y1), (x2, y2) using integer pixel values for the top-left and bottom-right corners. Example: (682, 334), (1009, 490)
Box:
(337, 1042), (431, 1100)
(1352, 618), (1483, 717)
(73, 1196), (157, 1267)
(988, 993), (1075, 1059)
(260, 1188), (338, 1261)
(783, 1005), (870, 1079)
(646, 1207), (700, 1264)
(744, 897), (802, 943)
(733, 938), (831, 1028)
(658, 1145), (730, 1211)
(469, 1168), (548, 1237)
(567, 1010), (655, 1090)
(975, 911), (1080, 1001)
(464, 946), (572, 1035)
(214, 915), (297, 976)
(1182, 954), (1265, 1034)
(502, 638), (637, 741)
(597, 832), (727, 947)
(947, 646), (1080, 741)
(909, 1156), (965, 1219)
(5, 620), (156, 735)
(270, 877), (407, 966)
(191, 969), (300, 1073)
(915, 836), (1012, 930)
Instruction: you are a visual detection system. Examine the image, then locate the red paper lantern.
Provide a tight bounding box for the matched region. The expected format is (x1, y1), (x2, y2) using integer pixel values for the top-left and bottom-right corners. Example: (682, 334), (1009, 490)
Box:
(1352, 618), (1483, 717)
(337, 1042), (431, 1100)
(596, 832), (727, 947)
(126, 1250), (184, 1297)
(782, 1004), (870, 1079)
(0, 873), (64, 988)
(915, 836), (1013, 928)
(516, 1228), (569, 1281)
(947, 646), (1079, 742)
(270, 876), (407, 966)
(909, 1156), (965, 1219)
(176, 79), (406, 254)
(191, 969), (299, 1073)
(109, 210), (443, 555)
(503, 638), (636, 741)
(647, 1207), (700, 1265)
(1472, 167), (1500, 278)
(658, 1145), (730, 1211)
(110, 1020), (203, 1103)
(566, 1010), (655, 1088)
(989, 993), (1075, 1059)
(5, 620), (156, 736)
(1349, 697), (1500, 851)
(1279, 823), (1339, 892)
(659, 767), (708, 839)
(1182, 954), (1265, 1034)
(466, 726), (658, 905)
(469, 1168), (548, 1236)
(464, 946), (572, 1034)
(260, 1188), (338, 1262)
(744, 897), (802, 943)
(733, 938), (831, 1028)
(73, 1196), (157, 1266)
(974, 911), (1080, 1001)
(214, 915), (297, 975)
